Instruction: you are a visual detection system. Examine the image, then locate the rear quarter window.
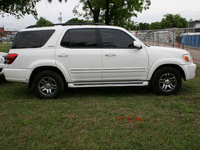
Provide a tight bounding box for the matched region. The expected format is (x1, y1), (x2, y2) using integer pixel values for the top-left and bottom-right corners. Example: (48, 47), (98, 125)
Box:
(11, 30), (55, 49)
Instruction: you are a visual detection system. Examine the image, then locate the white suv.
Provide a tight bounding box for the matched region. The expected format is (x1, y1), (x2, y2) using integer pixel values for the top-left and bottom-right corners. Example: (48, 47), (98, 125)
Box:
(4, 24), (196, 99)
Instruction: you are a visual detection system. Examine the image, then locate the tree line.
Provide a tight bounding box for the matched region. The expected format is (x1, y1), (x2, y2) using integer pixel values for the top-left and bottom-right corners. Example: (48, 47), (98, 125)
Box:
(0, 0), (150, 25)
(36, 13), (188, 31)
(0, 0), (188, 30)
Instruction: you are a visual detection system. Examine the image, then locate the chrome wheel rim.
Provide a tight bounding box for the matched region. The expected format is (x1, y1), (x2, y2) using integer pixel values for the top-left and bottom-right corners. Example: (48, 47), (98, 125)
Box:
(159, 73), (177, 92)
(38, 77), (57, 96)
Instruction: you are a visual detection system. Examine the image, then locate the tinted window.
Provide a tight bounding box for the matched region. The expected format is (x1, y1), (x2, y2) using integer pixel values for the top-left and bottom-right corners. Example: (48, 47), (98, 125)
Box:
(60, 31), (70, 48)
(61, 29), (97, 48)
(11, 30), (55, 49)
(100, 29), (134, 48)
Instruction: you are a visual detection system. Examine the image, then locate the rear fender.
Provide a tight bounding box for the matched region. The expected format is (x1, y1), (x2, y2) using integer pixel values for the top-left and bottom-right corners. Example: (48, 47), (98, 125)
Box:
(25, 60), (71, 83)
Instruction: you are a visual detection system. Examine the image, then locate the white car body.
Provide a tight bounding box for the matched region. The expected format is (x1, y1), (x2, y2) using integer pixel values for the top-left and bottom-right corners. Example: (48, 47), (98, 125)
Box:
(0, 52), (7, 76)
(3, 25), (196, 98)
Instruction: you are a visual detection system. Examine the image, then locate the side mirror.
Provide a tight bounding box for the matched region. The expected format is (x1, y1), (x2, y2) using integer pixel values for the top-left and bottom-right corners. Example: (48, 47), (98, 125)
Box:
(133, 41), (142, 49)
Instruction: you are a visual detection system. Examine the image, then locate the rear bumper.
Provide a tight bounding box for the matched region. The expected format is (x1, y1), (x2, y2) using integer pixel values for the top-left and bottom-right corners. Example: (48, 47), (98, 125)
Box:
(0, 64), (5, 76)
(4, 68), (28, 83)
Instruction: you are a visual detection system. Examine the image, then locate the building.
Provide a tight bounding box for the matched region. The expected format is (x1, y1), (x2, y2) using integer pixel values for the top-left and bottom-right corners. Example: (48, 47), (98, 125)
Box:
(0, 26), (18, 39)
(188, 20), (200, 32)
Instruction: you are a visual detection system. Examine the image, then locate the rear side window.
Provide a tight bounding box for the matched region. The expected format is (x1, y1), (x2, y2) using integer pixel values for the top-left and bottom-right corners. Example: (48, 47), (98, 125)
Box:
(11, 30), (55, 49)
(61, 29), (97, 48)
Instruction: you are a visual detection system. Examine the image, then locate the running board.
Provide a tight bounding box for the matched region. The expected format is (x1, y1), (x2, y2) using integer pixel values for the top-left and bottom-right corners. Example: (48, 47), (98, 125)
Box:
(68, 81), (149, 88)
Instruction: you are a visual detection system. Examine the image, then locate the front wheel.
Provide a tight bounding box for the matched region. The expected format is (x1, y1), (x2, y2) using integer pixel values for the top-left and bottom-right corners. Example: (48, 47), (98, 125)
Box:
(33, 71), (64, 99)
(152, 67), (182, 95)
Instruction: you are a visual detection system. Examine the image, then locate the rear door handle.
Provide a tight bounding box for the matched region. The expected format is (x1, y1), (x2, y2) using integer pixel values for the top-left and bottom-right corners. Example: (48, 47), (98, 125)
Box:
(58, 54), (68, 57)
(105, 53), (116, 57)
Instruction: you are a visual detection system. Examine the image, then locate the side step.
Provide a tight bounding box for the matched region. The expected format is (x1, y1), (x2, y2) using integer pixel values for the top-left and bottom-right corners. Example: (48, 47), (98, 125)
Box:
(68, 81), (149, 88)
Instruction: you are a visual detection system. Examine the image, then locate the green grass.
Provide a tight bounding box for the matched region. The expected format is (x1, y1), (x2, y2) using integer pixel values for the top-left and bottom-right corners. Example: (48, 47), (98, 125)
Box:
(0, 69), (200, 149)
(0, 43), (11, 52)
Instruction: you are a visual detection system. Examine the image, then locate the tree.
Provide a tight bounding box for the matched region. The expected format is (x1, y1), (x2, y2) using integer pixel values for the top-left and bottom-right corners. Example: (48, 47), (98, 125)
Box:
(149, 22), (161, 30)
(36, 17), (53, 25)
(66, 18), (93, 23)
(160, 14), (188, 29)
(73, 0), (151, 25)
(0, 0), (40, 19)
(66, 18), (85, 23)
(120, 20), (137, 30)
(0, 0), (67, 19)
(138, 22), (149, 30)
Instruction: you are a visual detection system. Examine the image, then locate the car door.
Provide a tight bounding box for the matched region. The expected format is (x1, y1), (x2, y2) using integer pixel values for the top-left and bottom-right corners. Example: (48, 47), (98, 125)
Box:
(56, 28), (102, 82)
(99, 28), (148, 81)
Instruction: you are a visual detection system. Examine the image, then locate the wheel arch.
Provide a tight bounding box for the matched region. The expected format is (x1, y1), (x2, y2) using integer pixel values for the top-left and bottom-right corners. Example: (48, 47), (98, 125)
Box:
(28, 66), (67, 88)
(149, 64), (186, 82)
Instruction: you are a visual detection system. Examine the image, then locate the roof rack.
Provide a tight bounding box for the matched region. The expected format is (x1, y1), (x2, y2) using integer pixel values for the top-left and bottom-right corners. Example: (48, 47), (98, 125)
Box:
(26, 23), (106, 29)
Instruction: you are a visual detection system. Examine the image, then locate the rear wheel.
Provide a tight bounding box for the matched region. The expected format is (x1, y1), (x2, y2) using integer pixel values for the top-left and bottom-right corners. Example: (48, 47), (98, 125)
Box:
(33, 71), (64, 99)
(152, 67), (182, 95)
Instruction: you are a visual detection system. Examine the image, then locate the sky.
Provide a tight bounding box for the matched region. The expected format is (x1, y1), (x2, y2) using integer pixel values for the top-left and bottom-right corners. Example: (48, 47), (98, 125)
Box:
(1, 0), (200, 31)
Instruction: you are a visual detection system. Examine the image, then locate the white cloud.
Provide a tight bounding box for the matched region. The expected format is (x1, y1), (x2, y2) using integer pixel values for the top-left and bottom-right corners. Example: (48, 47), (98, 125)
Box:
(0, 0), (80, 30)
(36, 0), (79, 23)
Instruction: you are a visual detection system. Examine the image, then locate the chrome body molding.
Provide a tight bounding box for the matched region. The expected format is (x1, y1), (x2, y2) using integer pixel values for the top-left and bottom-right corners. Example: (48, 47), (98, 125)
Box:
(68, 81), (149, 88)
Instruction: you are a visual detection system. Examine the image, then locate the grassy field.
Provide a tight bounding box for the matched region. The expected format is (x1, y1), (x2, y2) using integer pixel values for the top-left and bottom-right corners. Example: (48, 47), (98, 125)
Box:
(0, 68), (200, 149)
(0, 43), (11, 53)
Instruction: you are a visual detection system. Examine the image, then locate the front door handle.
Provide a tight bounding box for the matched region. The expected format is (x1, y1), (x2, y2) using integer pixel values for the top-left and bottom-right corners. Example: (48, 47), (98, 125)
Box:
(105, 53), (116, 57)
(58, 54), (68, 57)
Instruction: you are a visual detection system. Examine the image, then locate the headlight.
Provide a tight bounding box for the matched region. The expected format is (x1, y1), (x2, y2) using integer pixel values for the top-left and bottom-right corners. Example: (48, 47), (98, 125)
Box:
(182, 54), (192, 62)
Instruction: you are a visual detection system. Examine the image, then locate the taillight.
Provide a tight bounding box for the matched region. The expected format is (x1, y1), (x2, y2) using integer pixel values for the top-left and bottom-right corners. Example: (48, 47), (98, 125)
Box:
(6, 54), (18, 64)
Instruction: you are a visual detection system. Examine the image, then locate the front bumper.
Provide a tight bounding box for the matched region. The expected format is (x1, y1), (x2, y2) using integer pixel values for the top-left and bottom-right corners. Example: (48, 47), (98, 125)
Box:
(182, 63), (196, 80)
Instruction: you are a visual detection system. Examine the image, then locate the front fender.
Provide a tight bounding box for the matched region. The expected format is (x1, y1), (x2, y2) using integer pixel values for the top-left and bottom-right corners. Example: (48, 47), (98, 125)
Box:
(147, 58), (185, 80)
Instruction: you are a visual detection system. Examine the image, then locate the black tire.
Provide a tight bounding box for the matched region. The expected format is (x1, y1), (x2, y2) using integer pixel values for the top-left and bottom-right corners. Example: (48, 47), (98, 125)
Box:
(152, 67), (182, 95)
(33, 71), (64, 99)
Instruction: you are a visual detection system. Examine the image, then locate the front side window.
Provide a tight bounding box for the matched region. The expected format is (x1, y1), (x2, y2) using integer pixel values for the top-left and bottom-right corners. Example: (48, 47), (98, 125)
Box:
(100, 29), (134, 48)
(61, 29), (97, 48)
(11, 30), (55, 49)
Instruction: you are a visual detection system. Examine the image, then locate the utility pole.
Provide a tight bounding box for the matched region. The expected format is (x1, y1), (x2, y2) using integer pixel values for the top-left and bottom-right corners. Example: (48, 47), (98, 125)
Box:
(58, 12), (62, 23)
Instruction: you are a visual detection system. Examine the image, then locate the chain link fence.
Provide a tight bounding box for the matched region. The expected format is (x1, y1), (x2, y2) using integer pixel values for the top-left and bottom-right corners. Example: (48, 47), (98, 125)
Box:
(134, 28), (200, 68)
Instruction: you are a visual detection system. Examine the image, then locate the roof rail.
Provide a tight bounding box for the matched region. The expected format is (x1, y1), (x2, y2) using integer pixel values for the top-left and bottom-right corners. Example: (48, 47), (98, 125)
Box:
(26, 23), (106, 29)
